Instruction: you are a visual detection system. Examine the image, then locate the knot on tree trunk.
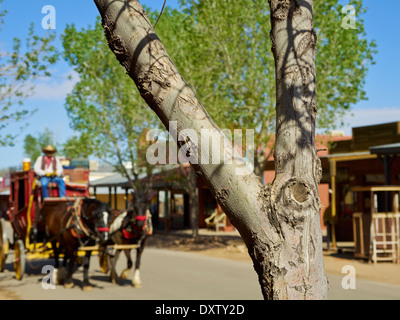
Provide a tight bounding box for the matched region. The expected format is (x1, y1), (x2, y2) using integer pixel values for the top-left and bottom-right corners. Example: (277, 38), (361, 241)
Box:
(261, 177), (320, 234)
(289, 180), (309, 203)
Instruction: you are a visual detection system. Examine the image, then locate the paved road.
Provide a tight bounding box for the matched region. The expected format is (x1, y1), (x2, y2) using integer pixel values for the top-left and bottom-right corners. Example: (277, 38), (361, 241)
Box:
(0, 248), (399, 300)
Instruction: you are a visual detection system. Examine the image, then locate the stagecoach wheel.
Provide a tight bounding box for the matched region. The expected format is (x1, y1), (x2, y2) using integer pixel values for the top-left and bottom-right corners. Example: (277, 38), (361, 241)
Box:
(0, 239), (5, 273)
(0, 219), (9, 272)
(0, 246), (5, 272)
(99, 251), (109, 274)
(0, 238), (6, 273)
(14, 240), (26, 280)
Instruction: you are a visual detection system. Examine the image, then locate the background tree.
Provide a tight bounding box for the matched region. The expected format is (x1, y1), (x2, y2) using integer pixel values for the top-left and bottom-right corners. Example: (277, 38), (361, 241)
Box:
(62, 133), (94, 159)
(23, 127), (55, 161)
(93, 0), (332, 299)
(24, 128), (93, 162)
(0, 0), (58, 146)
(314, 0), (376, 129)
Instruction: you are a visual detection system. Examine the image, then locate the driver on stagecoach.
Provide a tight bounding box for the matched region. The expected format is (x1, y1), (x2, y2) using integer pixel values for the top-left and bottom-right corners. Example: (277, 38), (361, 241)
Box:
(33, 145), (66, 198)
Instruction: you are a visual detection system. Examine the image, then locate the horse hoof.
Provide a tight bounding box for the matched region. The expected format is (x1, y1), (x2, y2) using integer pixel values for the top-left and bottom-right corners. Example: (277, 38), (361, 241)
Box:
(132, 269), (141, 288)
(121, 269), (130, 280)
(64, 281), (74, 289)
(83, 285), (93, 292)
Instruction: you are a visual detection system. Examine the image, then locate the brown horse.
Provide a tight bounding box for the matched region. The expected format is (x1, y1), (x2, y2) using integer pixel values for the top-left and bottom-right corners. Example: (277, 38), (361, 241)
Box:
(45, 198), (111, 290)
(107, 207), (152, 287)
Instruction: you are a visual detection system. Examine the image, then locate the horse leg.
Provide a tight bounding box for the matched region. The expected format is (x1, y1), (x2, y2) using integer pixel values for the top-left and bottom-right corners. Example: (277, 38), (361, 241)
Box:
(109, 249), (121, 284)
(120, 249), (133, 280)
(52, 241), (60, 285)
(62, 254), (68, 268)
(64, 250), (76, 289)
(57, 250), (68, 284)
(82, 251), (92, 291)
(132, 238), (147, 288)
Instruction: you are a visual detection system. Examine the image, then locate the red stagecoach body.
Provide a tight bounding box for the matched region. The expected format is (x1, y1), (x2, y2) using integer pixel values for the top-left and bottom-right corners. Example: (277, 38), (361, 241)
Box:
(7, 168), (90, 242)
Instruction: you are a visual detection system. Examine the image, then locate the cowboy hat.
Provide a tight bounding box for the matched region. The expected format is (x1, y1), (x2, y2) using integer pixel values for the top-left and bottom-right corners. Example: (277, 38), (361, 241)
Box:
(42, 144), (57, 154)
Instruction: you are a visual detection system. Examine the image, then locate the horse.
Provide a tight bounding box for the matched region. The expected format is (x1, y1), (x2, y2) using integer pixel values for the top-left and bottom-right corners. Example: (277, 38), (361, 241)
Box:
(45, 197), (111, 291)
(107, 206), (152, 287)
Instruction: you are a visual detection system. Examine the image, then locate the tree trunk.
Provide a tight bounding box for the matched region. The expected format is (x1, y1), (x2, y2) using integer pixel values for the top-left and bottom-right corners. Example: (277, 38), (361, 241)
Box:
(261, 0), (327, 299)
(94, 0), (328, 299)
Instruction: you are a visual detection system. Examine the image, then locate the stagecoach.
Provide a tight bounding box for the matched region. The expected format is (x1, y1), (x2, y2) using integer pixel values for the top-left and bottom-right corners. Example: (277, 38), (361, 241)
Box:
(0, 164), (150, 287)
(0, 166), (92, 280)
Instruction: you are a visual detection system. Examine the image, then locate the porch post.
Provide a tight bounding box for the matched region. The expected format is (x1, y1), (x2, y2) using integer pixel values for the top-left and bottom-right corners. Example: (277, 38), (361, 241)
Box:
(114, 186), (118, 209)
(329, 159), (337, 249)
(125, 188), (128, 209)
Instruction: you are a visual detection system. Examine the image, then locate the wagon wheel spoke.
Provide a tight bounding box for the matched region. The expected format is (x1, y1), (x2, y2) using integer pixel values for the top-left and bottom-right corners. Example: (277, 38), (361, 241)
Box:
(0, 240), (5, 272)
(0, 219), (9, 272)
(14, 240), (26, 280)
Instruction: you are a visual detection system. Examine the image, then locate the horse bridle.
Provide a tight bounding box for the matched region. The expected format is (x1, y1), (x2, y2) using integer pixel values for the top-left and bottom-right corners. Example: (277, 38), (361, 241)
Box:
(68, 199), (109, 243)
(119, 213), (150, 240)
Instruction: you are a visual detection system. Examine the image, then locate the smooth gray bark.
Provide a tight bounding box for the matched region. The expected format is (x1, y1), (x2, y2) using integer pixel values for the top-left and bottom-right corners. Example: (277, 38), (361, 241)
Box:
(93, 0), (328, 299)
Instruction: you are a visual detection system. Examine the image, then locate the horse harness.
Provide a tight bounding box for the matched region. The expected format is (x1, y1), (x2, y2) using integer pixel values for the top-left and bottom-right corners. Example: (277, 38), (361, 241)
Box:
(113, 211), (152, 241)
(66, 198), (108, 246)
(122, 216), (149, 240)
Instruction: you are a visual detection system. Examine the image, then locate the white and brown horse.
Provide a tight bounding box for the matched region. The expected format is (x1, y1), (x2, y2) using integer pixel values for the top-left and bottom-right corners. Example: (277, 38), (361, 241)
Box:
(107, 206), (152, 287)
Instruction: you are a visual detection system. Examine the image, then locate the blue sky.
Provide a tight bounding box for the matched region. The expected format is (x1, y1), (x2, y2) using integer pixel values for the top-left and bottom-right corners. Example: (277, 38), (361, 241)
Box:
(0, 0), (399, 169)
